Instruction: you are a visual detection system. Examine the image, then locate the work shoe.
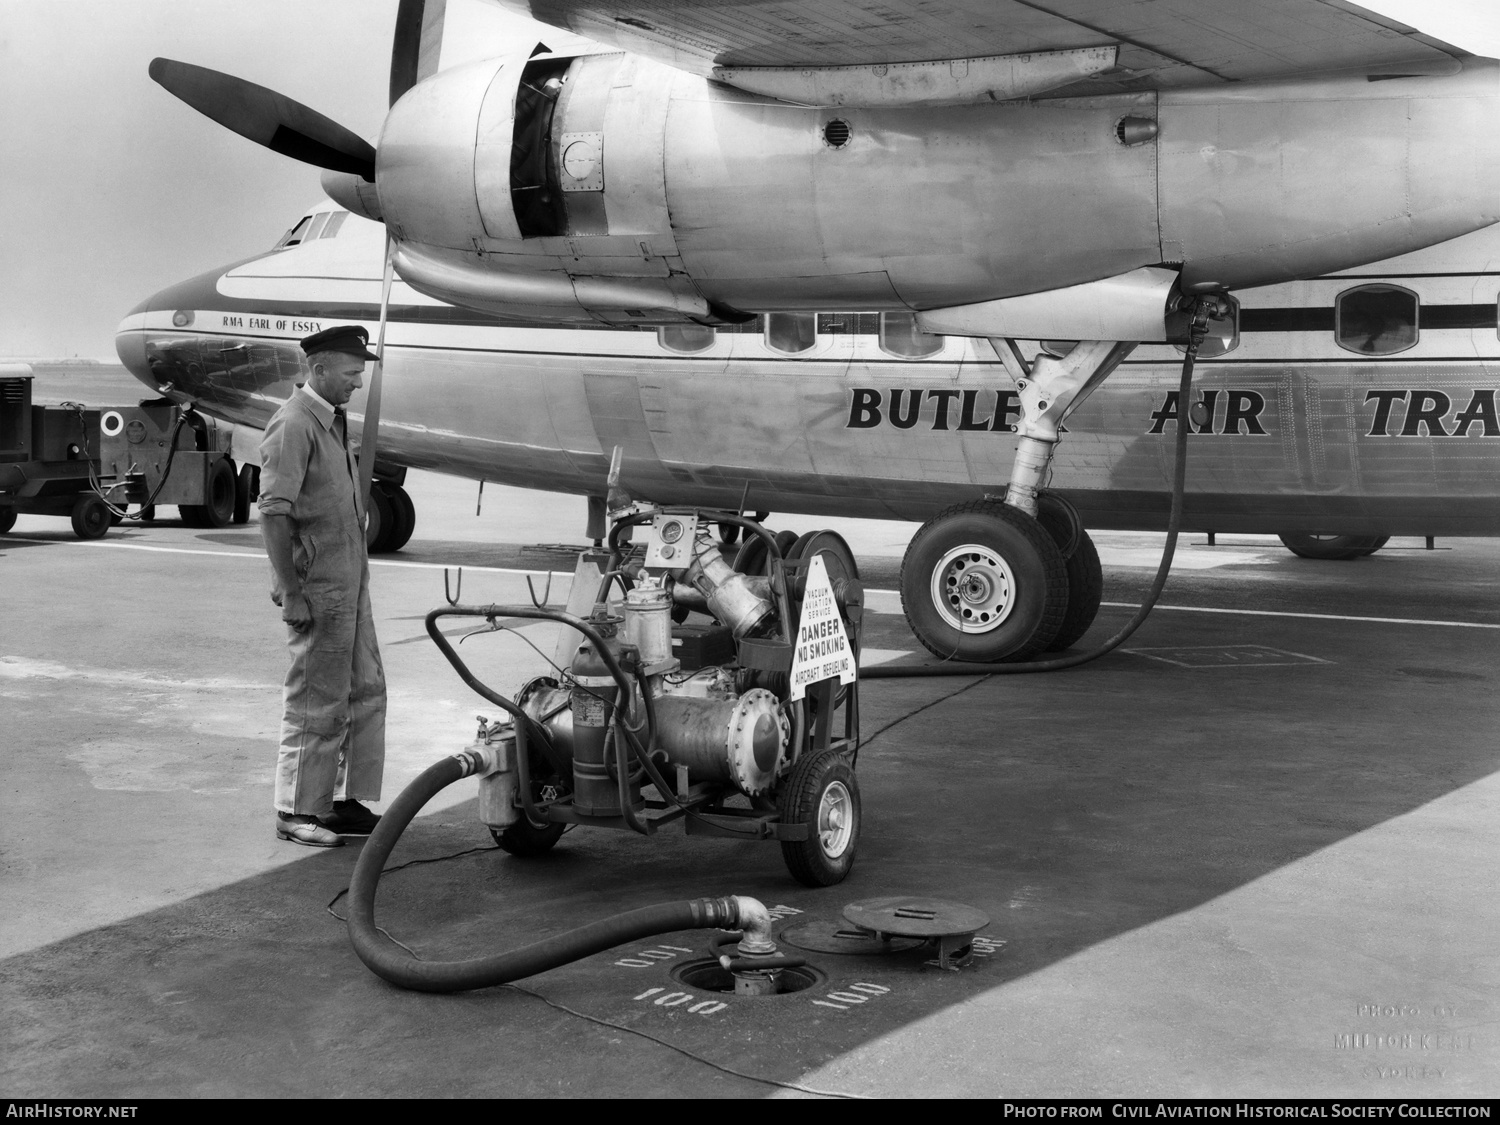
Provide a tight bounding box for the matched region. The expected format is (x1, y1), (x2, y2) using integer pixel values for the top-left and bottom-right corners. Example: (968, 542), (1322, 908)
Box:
(276, 812), (344, 848)
(319, 799), (381, 836)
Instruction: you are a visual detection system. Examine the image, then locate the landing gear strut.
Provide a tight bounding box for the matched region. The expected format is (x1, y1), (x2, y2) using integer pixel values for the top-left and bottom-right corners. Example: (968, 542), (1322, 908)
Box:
(899, 339), (1133, 662)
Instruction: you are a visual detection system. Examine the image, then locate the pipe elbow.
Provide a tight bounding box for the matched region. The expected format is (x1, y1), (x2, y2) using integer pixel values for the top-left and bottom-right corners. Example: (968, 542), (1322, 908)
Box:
(731, 895), (777, 956)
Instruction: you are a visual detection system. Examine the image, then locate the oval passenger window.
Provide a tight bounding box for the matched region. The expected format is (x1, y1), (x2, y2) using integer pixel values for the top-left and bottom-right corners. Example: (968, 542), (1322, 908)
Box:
(1336, 285), (1418, 356)
(878, 312), (943, 358)
(1172, 299), (1240, 358)
(657, 326), (716, 354)
(765, 313), (818, 355)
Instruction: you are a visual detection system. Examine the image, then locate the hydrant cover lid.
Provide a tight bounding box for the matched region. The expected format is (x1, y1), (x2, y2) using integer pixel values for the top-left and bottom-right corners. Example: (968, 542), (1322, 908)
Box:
(842, 896), (991, 939)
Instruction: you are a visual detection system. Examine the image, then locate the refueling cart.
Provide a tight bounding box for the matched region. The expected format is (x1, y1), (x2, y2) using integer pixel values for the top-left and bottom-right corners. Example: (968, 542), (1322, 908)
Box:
(428, 500), (865, 886)
(346, 488), (867, 995)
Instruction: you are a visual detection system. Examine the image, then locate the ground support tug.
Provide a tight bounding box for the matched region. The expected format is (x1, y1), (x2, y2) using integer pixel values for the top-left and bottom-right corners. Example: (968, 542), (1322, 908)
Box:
(0, 368), (248, 537)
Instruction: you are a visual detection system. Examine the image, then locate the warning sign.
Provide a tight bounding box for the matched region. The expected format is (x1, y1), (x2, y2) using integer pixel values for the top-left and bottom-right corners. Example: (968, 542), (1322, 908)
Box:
(789, 554), (857, 701)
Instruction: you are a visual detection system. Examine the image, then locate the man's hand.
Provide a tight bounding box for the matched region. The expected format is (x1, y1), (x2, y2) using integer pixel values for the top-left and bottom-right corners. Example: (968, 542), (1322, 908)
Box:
(280, 591), (313, 631)
(261, 512), (312, 630)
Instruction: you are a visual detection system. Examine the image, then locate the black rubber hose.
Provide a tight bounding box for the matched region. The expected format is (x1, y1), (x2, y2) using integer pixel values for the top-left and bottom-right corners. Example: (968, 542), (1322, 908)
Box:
(864, 302), (1215, 679)
(346, 750), (743, 993)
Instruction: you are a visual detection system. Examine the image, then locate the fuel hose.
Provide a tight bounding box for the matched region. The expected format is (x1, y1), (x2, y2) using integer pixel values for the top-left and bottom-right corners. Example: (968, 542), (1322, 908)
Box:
(346, 753), (751, 993)
(863, 298), (1217, 679)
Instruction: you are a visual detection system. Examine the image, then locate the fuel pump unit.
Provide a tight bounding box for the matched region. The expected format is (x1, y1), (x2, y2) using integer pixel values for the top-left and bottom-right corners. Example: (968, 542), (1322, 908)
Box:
(346, 503), (865, 993)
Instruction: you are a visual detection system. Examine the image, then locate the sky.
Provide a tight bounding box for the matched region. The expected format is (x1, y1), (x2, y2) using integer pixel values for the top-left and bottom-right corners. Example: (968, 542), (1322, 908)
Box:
(3, 0), (1500, 359)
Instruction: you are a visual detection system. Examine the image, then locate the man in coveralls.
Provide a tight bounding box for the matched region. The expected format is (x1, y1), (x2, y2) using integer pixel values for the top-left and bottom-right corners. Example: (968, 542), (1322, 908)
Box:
(259, 326), (387, 847)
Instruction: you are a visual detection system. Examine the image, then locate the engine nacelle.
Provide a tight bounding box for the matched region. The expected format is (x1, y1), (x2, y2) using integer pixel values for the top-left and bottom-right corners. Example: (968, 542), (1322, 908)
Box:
(374, 47), (1500, 332)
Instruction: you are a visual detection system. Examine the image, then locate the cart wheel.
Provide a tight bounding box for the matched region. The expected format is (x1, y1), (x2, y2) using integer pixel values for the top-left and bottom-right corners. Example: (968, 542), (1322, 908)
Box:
(490, 818), (566, 857)
(140, 504), (156, 523)
(492, 737), (569, 856)
(779, 749), (860, 887)
(70, 494), (111, 540)
(0, 507), (17, 535)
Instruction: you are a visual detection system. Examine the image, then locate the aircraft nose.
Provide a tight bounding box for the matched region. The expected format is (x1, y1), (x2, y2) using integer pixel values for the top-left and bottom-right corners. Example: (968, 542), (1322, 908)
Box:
(114, 311), (157, 393)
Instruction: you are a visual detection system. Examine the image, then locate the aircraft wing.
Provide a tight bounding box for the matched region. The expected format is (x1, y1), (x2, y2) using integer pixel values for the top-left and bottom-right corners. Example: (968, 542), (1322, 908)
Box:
(493, 0), (1469, 99)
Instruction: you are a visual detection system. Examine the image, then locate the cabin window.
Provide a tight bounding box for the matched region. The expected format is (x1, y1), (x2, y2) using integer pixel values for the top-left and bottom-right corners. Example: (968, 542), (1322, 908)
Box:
(765, 313), (817, 354)
(1336, 284), (1418, 356)
(657, 325), (715, 354)
(277, 216), (313, 248)
(878, 312), (943, 358)
(320, 211), (348, 239)
(1173, 300), (1240, 358)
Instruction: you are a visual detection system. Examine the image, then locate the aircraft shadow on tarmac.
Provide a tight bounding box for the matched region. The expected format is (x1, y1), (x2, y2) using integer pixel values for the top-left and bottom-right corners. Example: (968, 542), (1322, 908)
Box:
(2, 575), (1497, 1096)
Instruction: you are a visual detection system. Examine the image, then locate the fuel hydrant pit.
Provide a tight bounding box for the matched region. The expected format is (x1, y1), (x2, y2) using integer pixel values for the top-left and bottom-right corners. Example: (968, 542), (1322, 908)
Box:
(671, 958), (826, 997)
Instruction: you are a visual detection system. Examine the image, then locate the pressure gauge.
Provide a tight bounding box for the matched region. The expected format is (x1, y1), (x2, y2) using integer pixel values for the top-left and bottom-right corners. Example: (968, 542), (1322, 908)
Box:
(645, 513), (698, 569)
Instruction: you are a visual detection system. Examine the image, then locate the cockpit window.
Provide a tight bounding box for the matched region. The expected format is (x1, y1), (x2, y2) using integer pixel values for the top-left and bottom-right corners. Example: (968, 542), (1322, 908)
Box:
(321, 211), (348, 239)
(1336, 284), (1418, 356)
(879, 312), (943, 358)
(765, 313), (817, 355)
(303, 213), (331, 242)
(277, 216), (313, 248)
(657, 326), (715, 354)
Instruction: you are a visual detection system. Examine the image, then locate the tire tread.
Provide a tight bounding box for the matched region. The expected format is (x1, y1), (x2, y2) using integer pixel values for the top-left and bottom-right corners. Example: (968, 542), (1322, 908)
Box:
(899, 498), (1068, 663)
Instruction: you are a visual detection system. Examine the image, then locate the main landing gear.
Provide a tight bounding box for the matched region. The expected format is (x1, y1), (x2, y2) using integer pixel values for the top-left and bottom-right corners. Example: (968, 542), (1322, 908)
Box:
(1277, 532), (1388, 560)
(900, 339), (1128, 663)
(366, 479), (416, 553)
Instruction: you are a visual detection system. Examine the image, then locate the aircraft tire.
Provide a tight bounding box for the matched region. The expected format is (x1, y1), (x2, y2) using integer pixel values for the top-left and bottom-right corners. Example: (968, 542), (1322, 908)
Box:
(192, 457), (237, 529)
(1046, 529), (1103, 652)
(380, 482), (416, 552)
(70, 494), (111, 540)
(900, 499), (1068, 663)
(779, 749), (860, 888)
(233, 464), (258, 525)
(1278, 532), (1389, 560)
(365, 484), (396, 553)
(0, 507), (16, 534)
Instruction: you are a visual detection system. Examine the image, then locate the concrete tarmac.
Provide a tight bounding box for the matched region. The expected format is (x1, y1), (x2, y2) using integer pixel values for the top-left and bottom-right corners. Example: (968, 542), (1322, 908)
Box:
(2, 368), (1497, 1098)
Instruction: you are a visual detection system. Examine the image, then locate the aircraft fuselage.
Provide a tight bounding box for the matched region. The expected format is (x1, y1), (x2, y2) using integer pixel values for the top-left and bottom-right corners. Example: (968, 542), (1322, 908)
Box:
(115, 210), (1500, 538)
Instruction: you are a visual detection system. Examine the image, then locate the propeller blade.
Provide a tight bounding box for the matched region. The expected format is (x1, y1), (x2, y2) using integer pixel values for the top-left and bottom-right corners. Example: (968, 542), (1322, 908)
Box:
(389, 0), (446, 106)
(148, 57), (376, 181)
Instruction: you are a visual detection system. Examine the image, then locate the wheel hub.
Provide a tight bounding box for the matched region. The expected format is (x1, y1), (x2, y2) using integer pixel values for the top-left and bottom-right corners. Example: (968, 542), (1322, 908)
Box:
(930, 545), (1016, 633)
(817, 780), (854, 859)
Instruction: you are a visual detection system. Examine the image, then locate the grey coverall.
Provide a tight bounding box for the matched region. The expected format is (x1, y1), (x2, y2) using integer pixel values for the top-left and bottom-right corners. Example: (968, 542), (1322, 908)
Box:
(259, 387), (386, 816)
